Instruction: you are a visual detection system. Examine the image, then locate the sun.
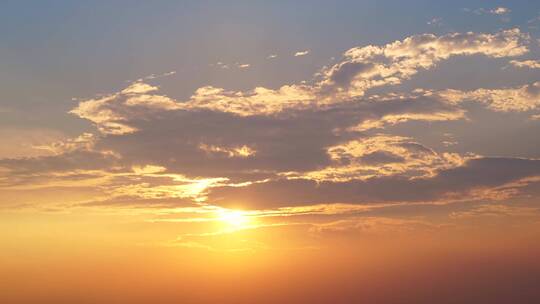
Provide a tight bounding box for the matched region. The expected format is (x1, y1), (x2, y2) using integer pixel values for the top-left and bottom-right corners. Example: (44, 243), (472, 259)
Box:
(216, 209), (250, 228)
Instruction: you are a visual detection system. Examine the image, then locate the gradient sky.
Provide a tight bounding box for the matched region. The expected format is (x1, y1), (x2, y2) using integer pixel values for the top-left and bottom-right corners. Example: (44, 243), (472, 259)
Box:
(2, 1), (540, 303)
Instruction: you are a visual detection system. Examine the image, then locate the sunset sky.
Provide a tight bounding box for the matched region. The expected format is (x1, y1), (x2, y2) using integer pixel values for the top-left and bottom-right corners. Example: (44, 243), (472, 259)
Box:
(2, 1), (540, 303)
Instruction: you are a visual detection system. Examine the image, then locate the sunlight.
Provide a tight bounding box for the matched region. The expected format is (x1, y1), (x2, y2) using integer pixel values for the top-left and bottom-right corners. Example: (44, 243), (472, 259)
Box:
(216, 209), (250, 228)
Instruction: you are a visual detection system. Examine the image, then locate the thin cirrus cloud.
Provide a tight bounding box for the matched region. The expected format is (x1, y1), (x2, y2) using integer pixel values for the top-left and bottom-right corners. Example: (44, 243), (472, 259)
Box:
(427, 17), (443, 26)
(237, 63), (250, 69)
(463, 7), (511, 16)
(463, 6), (512, 22)
(212, 62), (251, 69)
(294, 50), (310, 56)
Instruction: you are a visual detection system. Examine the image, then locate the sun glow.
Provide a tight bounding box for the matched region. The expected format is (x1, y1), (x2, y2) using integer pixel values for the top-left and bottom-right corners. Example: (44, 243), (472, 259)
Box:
(216, 209), (251, 228)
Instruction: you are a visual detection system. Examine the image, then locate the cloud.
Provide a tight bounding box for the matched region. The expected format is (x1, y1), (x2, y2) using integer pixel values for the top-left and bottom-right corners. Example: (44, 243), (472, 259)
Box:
(294, 50), (310, 57)
(213, 62), (252, 69)
(319, 29), (529, 98)
(0, 150), (121, 192)
(207, 157), (540, 208)
(0, 128), (67, 159)
(199, 144), (256, 158)
(281, 134), (470, 182)
(510, 59), (540, 69)
(214, 62), (229, 69)
(427, 17), (442, 26)
(435, 82), (540, 112)
(449, 203), (539, 219)
(4, 28), (539, 214)
(490, 7), (511, 15)
(349, 109), (465, 131)
(464, 7), (511, 16)
(79, 89), (470, 184)
(442, 140), (458, 147)
(107, 174), (228, 203)
(121, 82), (159, 94)
(70, 29), (530, 125)
(32, 132), (96, 155)
(3, 86), (474, 209)
(0, 141), (231, 205)
(309, 217), (436, 235)
(70, 81), (179, 134)
(72, 81), (314, 120)
(177, 84), (315, 116)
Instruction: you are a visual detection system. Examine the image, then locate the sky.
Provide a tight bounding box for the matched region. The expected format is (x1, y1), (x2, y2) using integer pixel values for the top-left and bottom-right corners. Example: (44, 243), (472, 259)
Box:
(2, 1), (540, 303)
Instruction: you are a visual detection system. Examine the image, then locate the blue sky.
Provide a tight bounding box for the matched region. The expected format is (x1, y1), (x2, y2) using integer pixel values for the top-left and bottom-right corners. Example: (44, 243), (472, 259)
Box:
(2, 1), (539, 108)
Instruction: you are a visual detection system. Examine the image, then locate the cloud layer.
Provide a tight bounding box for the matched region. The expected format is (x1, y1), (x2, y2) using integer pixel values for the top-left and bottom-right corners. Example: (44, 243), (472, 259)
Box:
(1, 28), (539, 218)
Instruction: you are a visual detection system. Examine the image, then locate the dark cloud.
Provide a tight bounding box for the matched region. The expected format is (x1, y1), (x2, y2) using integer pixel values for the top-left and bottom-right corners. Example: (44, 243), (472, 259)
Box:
(207, 157), (540, 208)
(89, 95), (461, 181)
(0, 151), (118, 174)
(359, 151), (405, 165)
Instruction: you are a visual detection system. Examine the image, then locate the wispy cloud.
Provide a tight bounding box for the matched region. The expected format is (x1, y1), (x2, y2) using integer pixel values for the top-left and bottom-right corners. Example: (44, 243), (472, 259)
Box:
(490, 7), (511, 15)
(463, 7), (511, 16)
(214, 61), (229, 69)
(427, 17), (442, 26)
(294, 50), (310, 57)
(510, 59), (540, 69)
(463, 7), (511, 22)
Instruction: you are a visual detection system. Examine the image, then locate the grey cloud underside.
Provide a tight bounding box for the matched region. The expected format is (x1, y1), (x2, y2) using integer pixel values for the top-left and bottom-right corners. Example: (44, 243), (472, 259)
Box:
(358, 151), (405, 165)
(0, 151), (117, 174)
(208, 158), (540, 208)
(2, 83), (539, 208)
(95, 96), (460, 179)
